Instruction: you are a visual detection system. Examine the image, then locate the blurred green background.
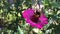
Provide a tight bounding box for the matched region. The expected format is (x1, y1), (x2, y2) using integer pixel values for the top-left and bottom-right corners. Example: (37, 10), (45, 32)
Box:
(0, 0), (60, 34)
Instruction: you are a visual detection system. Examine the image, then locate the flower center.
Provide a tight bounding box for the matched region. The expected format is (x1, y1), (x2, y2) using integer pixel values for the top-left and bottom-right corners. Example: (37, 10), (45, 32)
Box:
(30, 12), (41, 23)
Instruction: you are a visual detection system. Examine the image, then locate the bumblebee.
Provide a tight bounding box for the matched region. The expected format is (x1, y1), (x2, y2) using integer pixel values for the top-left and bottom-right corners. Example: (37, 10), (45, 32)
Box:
(30, 10), (41, 23)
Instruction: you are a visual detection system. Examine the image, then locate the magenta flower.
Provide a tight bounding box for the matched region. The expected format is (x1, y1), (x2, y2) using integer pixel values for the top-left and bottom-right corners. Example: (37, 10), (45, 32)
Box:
(22, 8), (48, 29)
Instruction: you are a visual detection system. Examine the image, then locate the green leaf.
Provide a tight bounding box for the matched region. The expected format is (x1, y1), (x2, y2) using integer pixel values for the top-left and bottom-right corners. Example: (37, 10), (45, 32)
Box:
(18, 26), (24, 34)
